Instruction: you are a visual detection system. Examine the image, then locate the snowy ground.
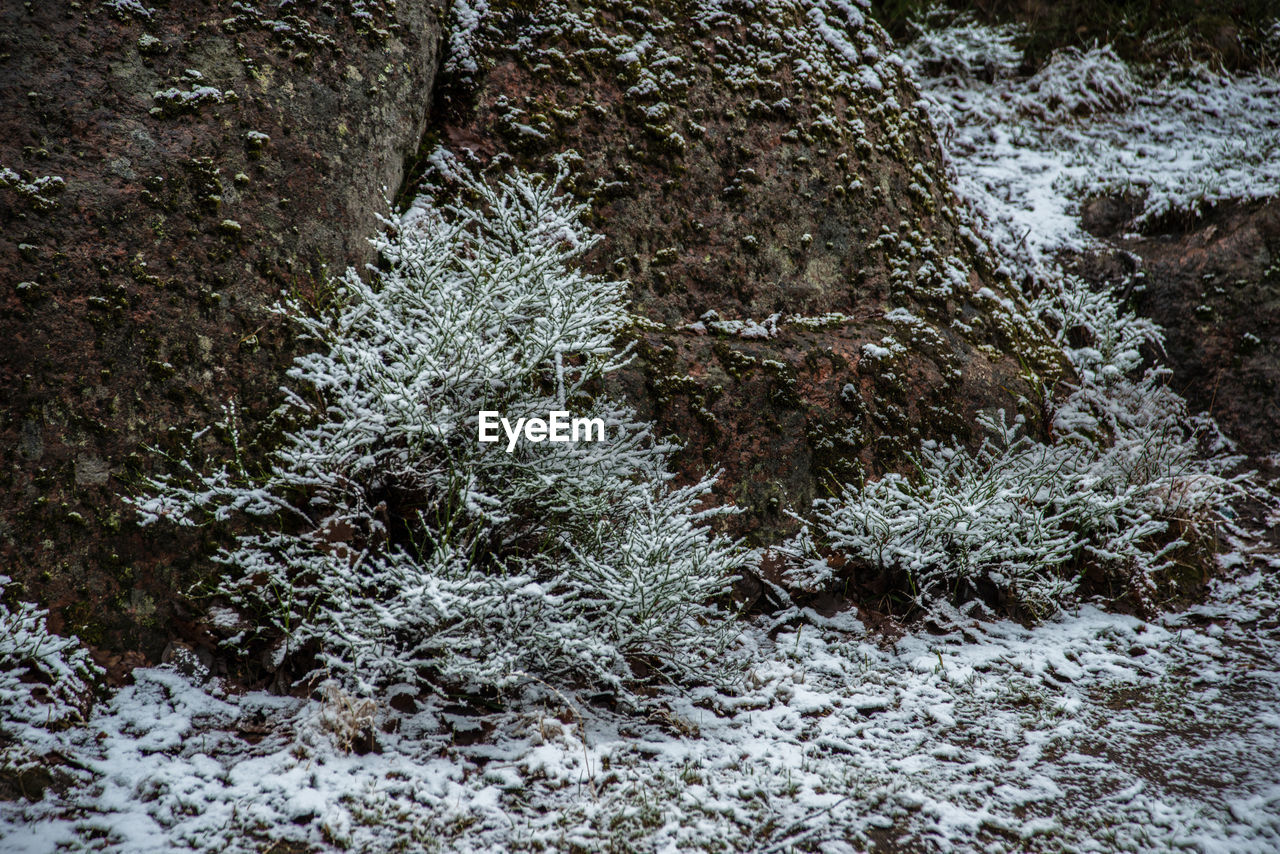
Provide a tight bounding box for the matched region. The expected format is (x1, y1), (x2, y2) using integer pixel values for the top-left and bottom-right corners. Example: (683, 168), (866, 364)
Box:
(903, 19), (1280, 273)
(4, 539), (1279, 853)
(5, 15), (1280, 854)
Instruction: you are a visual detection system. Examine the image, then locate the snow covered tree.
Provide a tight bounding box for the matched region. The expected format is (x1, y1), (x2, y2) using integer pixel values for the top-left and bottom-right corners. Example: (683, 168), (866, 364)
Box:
(132, 161), (742, 699)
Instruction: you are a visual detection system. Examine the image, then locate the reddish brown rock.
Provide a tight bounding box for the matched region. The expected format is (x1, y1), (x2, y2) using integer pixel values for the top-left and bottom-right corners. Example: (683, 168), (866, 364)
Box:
(0, 0), (446, 663)
(431, 0), (1064, 541)
(1074, 198), (1280, 462)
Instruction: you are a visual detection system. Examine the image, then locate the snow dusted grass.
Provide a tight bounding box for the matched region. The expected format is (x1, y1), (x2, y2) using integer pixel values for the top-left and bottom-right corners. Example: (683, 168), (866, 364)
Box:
(3, 547), (1279, 852)
(905, 18), (1280, 270)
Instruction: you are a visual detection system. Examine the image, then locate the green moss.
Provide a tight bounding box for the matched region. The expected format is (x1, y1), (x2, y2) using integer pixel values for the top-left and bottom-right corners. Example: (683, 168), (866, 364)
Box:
(62, 600), (106, 647)
(712, 342), (758, 380)
(761, 359), (801, 408)
(807, 417), (867, 494)
(15, 281), (41, 303)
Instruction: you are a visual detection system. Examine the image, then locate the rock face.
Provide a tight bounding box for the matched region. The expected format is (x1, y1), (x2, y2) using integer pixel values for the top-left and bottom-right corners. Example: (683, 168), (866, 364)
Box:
(1077, 198), (1280, 462)
(0, 0), (446, 666)
(434, 0), (1063, 541)
(2, 0), (1068, 662)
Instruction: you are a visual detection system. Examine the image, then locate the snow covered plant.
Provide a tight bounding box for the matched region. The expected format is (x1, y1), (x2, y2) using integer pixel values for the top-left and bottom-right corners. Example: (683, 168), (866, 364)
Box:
(0, 575), (100, 730)
(900, 15), (1022, 81)
(802, 276), (1239, 619)
(803, 413), (1078, 619)
(1021, 46), (1135, 120)
(133, 164), (742, 699)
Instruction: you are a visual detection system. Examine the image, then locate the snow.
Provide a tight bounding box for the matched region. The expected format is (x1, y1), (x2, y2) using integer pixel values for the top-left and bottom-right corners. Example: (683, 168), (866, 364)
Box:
(151, 83), (226, 116)
(689, 310), (783, 338)
(443, 0), (492, 77)
(904, 23), (1280, 275)
(681, 310), (871, 338)
(0, 166), (65, 212)
(4, 546), (1279, 852)
(0, 575), (99, 732)
(103, 0), (154, 20)
(4, 9), (1280, 854)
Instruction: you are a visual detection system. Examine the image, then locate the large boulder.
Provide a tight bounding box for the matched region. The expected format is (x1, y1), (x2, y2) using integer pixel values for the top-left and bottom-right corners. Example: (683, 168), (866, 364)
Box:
(1077, 198), (1280, 463)
(433, 0), (1064, 541)
(1, 0), (1071, 665)
(0, 0), (446, 669)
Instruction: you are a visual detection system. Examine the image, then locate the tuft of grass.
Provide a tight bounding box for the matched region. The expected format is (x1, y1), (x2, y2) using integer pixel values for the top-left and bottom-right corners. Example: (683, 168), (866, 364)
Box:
(875, 0), (1280, 72)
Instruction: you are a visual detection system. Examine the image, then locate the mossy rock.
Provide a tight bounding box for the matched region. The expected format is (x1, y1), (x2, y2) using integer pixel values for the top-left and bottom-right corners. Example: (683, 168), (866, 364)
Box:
(434, 0), (1064, 537)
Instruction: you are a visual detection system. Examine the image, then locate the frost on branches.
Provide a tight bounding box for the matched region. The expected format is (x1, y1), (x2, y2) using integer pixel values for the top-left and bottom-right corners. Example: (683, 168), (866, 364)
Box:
(0, 576), (100, 730)
(0, 576), (100, 801)
(800, 274), (1242, 620)
(132, 164), (742, 700)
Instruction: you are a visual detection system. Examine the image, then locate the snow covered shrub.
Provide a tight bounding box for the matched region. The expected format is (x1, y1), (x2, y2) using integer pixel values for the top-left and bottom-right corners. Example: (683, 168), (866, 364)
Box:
(1022, 46), (1135, 120)
(0, 575), (100, 729)
(133, 163), (742, 699)
(1032, 280), (1241, 608)
(804, 413), (1079, 618)
(1030, 273), (1158, 382)
(805, 276), (1239, 619)
(902, 16), (1023, 81)
(808, 403), (1233, 619)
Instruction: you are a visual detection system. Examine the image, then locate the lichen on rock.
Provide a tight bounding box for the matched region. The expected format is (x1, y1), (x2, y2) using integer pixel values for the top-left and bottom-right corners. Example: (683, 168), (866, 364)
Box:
(427, 0), (1064, 539)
